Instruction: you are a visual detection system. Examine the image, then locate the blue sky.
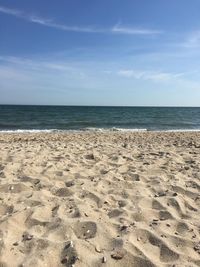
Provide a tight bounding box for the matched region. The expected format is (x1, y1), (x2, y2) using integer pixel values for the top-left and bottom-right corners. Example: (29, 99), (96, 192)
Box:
(1, 0), (200, 106)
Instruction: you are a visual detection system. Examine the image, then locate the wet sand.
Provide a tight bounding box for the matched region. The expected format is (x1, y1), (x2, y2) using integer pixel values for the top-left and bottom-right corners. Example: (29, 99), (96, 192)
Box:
(0, 132), (200, 267)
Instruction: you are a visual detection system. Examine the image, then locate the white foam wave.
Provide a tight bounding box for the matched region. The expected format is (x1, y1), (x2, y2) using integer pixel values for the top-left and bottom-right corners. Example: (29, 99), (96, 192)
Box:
(0, 129), (58, 133)
(82, 127), (147, 132)
(0, 128), (200, 134)
(159, 129), (200, 133)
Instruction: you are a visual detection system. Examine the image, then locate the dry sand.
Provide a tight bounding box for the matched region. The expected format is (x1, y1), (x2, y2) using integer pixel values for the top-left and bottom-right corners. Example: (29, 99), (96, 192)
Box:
(0, 131), (200, 267)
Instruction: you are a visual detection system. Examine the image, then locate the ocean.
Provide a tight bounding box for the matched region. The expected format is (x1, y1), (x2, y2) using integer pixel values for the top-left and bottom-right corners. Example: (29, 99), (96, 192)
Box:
(0, 105), (200, 132)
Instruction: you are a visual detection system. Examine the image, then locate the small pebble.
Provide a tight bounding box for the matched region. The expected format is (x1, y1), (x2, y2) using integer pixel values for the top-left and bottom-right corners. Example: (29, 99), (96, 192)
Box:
(194, 242), (200, 253)
(120, 225), (128, 231)
(95, 245), (102, 253)
(102, 256), (107, 263)
(22, 233), (33, 241)
(61, 257), (68, 264)
(111, 250), (125, 260)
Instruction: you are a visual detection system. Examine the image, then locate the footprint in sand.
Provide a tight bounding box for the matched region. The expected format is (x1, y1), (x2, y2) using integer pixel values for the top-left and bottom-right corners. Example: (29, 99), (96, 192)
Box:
(0, 183), (30, 193)
(60, 241), (78, 266)
(53, 187), (73, 197)
(73, 221), (97, 239)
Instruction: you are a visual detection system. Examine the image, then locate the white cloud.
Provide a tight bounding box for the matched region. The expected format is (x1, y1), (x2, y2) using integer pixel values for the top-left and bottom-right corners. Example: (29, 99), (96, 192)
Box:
(0, 65), (31, 82)
(0, 55), (74, 72)
(182, 31), (200, 48)
(0, 5), (161, 35)
(117, 69), (184, 82)
(0, 6), (22, 16)
(118, 70), (144, 79)
(0, 6), (101, 33)
(112, 23), (162, 35)
(29, 16), (102, 33)
(0, 55), (88, 83)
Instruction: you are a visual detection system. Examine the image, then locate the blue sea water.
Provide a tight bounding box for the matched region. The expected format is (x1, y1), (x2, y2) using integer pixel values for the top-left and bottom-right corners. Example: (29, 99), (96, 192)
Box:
(0, 105), (200, 132)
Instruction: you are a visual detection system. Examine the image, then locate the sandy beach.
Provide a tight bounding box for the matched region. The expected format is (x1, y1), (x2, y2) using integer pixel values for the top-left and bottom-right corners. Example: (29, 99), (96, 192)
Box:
(0, 131), (200, 267)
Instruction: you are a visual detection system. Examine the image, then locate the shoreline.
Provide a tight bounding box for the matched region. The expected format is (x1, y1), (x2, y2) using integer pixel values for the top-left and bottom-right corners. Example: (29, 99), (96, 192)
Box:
(0, 131), (200, 266)
(1, 130), (200, 141)
(1, 128), (200, 134)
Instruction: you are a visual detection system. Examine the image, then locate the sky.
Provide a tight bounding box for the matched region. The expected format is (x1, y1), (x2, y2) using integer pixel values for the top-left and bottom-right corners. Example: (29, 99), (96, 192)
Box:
(1, 0), (200, 106)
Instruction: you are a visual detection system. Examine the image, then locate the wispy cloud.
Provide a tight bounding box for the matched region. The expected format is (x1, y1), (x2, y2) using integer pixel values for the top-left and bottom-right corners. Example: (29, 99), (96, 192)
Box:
(0, 55), (188, 84)
(0, 65), (31, 81)
(0, 6), (101, 33)
(0, 55), (87, 81)
(0, 55), (73, 72)
(0, 6), (22, 16)
(182, 31), (200, 48)
(28, 16), (102, 33)
(0, 5), (161, 35)
(112, 23), (162, 35)
(117, 69), (184, 82)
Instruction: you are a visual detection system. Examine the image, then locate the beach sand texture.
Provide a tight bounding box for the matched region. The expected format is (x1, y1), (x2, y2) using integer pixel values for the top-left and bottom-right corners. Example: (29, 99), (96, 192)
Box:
(0, 132), (200, 267)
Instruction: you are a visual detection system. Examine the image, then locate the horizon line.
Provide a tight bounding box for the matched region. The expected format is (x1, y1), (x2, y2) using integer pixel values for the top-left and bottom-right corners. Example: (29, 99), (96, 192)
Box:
(0, 104), (200, 108)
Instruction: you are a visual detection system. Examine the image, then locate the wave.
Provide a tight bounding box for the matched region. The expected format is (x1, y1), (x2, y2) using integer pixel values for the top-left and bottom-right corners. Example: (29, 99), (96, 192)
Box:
(0, 128), (148, 133)
(0, 128), (200, 133)
(160, 129), (200, 132)
(81, 127), (147, 132)
(0, 129), (58, 133)
(82, 128), (200, 133)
